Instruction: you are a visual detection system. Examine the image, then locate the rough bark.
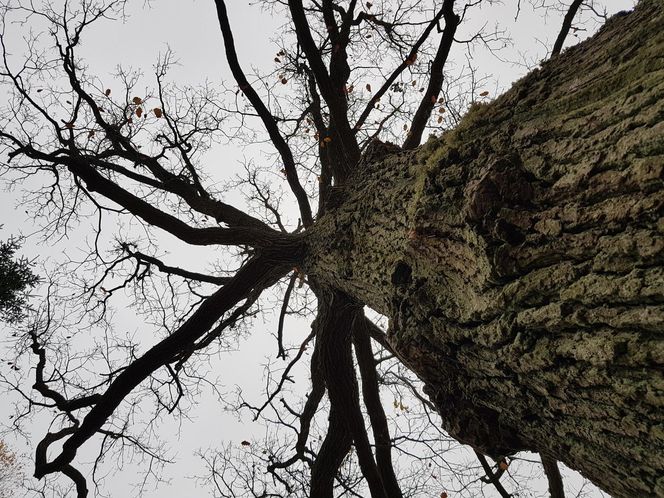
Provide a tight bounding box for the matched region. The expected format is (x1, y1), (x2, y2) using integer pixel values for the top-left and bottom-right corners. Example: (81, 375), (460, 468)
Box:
(304, 2), (664, 497)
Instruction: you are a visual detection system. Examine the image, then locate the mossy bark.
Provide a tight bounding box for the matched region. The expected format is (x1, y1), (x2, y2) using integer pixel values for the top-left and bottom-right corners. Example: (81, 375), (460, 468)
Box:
(305, 2), (664, 497)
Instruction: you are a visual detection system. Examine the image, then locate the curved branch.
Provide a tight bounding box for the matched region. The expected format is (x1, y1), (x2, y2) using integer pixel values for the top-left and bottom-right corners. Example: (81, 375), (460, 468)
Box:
(276, 273), (298, 359)
(34, 257), (288, 481)
(476, 453), (511, 498)
(214, 0), (313, 227)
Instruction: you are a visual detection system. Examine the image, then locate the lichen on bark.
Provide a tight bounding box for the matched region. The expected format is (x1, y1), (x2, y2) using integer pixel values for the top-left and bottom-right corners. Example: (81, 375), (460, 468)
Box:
(305, 1), (664, 496)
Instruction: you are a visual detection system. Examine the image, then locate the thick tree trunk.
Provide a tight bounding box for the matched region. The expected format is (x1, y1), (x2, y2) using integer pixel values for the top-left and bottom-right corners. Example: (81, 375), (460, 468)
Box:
(304, 2), (664, 497)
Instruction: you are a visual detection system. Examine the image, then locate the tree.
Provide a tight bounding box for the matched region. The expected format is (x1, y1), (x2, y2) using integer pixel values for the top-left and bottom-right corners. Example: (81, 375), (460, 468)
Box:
(0, 234), (38, 324)
(0, 0), (660, 497)
(0, 440), (24, 498)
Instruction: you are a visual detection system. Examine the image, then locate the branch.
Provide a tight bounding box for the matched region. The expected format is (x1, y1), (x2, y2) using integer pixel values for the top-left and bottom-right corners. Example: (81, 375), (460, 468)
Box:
(34, 257), (287, 481)
(276, 273), (297, 359)
(309, 407), (353, 498)
(214, 0), (313, 227)
(354, 6), (447, 131)
(267, 333), (325, 474)
(352, 315), (403, 497)
(541, 455), (566, 498)
(56, 34), (269, 232)
(61, 153), (284, 248)
(551, 0), (585, 57)
(246, 329), (315, 420)
(123, 246), (231, 285)
(288, 0), (361, 178)
(476, 453), (511, 498)
(314, 290), (387, 498)
(402, 0), (459, 150)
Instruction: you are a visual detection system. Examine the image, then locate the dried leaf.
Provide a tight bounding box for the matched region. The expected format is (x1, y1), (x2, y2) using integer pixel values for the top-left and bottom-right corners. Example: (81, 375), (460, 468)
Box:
(241, 440), (251, 446)
(36, 88), (43, 93)
(437, 116), (443, 124)
(153, 107), (163, 118)
(499, 460), (509, 470)
(132, 96), (143, 105)
(136, 107), (143, 118)
(105, 88), (111, 96)
(366, 83), (372, 92)
(274, 57), (281, 63)
(281, 77), (288, 84)
(479, 91), (489, 97)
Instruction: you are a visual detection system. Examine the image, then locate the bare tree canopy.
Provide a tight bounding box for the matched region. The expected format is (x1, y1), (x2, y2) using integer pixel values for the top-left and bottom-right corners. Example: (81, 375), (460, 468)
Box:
(0, 0), (661, 497)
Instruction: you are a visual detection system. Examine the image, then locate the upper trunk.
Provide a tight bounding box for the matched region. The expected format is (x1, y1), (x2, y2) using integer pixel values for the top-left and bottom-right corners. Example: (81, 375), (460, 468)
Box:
(304, 2), (664, 497)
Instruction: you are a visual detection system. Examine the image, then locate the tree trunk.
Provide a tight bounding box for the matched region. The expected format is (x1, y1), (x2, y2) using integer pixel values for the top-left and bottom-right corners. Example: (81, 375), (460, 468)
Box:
(305, 2), (664, 496)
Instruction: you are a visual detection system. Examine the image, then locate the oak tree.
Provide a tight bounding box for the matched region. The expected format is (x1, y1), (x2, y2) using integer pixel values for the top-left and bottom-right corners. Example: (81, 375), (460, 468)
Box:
(0, 1), (661, 497)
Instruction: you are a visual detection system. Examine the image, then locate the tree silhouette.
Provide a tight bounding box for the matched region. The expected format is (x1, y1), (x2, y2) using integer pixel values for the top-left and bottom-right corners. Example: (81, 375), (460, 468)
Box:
(0, 235), (37, 324)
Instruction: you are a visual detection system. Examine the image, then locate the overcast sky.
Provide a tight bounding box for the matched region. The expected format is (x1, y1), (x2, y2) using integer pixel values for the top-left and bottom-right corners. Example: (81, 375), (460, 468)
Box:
(0, 0), (635, 496)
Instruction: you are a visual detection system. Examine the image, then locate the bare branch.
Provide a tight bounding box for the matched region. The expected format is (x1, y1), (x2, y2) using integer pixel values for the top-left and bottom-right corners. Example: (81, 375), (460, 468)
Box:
(552, 0), (585, 57)
(214, 0), (313, 227)
(403, 0), (459, 149)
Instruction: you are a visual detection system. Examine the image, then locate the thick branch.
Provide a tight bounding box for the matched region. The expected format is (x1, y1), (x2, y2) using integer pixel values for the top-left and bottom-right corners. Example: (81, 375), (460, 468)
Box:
(214, 0), (313, 227)
(352, 315), (403, 498)
(402, 0), (459, 150)
(551, 0), (585, 56)
(288, 0), (361, 178)
(314, 290), (387, 498)
(34, 257), (287, 480)
(541, 455), (565, 498)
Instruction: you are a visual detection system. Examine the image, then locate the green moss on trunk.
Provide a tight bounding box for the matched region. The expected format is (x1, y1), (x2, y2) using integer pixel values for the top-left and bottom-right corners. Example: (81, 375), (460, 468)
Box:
(305, 2), (664, 496)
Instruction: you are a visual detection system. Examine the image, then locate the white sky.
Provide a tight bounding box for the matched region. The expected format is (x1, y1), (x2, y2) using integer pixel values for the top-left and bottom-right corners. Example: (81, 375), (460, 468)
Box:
(0, 0), (635, 496)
